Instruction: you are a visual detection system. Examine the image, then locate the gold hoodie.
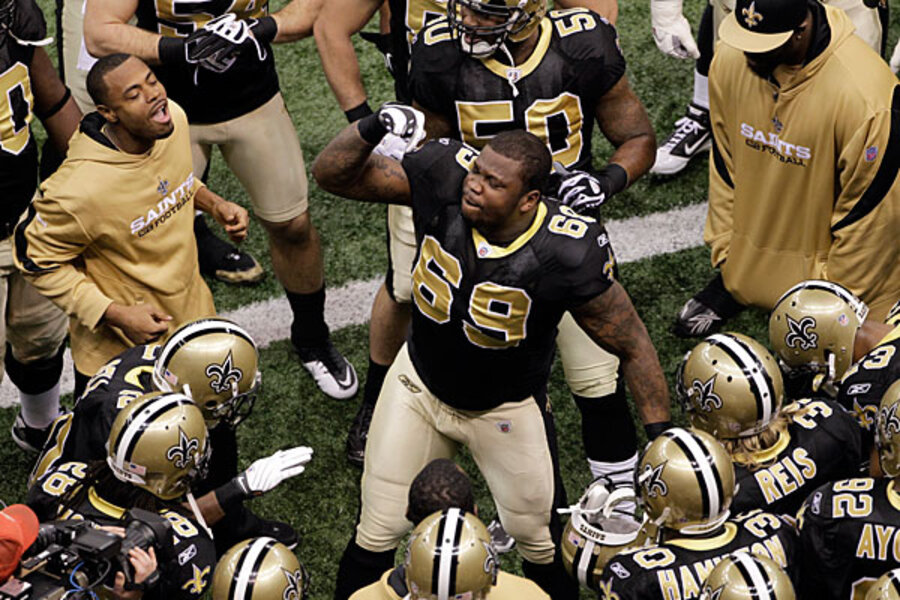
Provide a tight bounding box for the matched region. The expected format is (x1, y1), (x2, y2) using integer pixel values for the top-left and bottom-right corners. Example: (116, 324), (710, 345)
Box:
(14, 100), (215, 375)
(706, 4), (900, 320)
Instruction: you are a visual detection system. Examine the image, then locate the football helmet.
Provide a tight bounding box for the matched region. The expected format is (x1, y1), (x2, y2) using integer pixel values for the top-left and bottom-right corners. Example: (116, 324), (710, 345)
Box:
(637, 427), (735, 536)
(876, 380), (900, 478)
(866, 569), (900, 600)
(447, 0), (547, 58)
(769, 280), (868, 395)
(699, 553), (796, 600)
(211, 537), (309, 600)
(153, 317), (261, 427)
(106, 391), (210, 500)
(559, 477), (648, 591)
(405, 508), (498, 600)
(677, 332), (784, 439)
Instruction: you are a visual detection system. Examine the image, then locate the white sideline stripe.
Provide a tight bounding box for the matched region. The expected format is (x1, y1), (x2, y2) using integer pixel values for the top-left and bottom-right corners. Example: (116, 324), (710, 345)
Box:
(0, 202), (707, 408)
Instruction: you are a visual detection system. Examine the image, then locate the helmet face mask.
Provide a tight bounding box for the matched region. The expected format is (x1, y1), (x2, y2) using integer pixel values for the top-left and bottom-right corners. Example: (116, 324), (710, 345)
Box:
(447, 0), (546, 58)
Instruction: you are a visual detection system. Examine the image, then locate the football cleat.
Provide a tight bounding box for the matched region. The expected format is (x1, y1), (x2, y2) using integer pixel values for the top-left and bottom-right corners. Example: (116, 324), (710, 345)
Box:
(293, 338), (358, 400)
(10, 412), (52, 454)
(346, 401), (374, 467)
(486, 518), (516, 554)
(673, 274), (744, 338)
(650, 103), (711, 176)
(195, 215), (264, 284)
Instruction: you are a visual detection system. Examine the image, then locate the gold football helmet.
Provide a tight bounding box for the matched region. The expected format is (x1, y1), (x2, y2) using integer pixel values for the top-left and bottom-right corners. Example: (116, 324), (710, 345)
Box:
(865, 569), (900, 599)
(699, 553), (795, 600)
(405, 509), (498, 600)
(448, 0), (547, 57)
(559, 477), (648, 591)
(677, 332), (784, 439)
(637, 427), (735, 536)
(211, 537), (309, 600)
(876, 380), (900, 478)
(769, 280), (868, 395)
(153, 318), (261, 427)
(106, 391), (210, 500)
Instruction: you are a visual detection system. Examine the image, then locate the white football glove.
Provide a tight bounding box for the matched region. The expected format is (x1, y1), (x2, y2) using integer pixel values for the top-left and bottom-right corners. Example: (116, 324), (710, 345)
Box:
(650, 0), (700, 60)
(372, 133), (411, 160)
(890, 38), (900, 74)
(376, 103), (426, 155)
(554, 163), (607, 213)
(235, 446), (314, 497)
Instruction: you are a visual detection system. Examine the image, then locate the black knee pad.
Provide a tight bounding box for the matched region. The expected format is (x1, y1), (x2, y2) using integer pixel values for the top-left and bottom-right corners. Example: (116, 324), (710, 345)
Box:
(333, 537), (395, 600)
(6, 342), (65, 395)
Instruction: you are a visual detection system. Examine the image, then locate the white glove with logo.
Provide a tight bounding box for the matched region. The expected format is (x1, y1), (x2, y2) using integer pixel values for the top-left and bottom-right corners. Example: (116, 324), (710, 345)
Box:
(377, 103), (426, 155)
(890, 38), (900, 74)
(373, 133), (412, 160)
(651, 0), (700, 60)
(217, 446), (314, 506)
(554, 163), (607, 213)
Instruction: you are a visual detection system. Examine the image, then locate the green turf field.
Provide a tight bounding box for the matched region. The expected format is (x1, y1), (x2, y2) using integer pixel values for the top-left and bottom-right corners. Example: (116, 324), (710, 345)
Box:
(2, 1), (896, 597)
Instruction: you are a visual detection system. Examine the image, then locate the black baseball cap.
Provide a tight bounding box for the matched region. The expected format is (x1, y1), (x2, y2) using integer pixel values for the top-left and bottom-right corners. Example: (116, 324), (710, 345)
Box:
(719, 0), (809, 53)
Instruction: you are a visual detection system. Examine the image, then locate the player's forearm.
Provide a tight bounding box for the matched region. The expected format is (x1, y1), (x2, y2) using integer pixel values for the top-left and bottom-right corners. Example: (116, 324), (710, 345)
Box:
(43, 98), (82, 154)
(84, 21), (162, 63)
(193, 186), (223, 214)
(606, 133), (656, 186)
(271, 0), (323, 42)
(314, 20), (370, 110)
(620, 342), (671, 426)
(187, 492), (226, 526)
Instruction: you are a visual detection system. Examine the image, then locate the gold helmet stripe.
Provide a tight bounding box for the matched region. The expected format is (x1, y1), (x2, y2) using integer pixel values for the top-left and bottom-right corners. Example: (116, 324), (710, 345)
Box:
(112, 393), (192, 473)
(732, 552), (774, 600)
(433, 508), (464, 600)
(707, 333), (777, 431)
(231, 537), (278, 600)
(663, 428), (724, 521)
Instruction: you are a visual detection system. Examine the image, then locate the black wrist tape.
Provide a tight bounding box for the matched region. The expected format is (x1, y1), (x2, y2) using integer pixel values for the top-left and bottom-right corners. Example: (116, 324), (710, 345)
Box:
(345, 101), (374, 123)
(357, 112), (388, 145)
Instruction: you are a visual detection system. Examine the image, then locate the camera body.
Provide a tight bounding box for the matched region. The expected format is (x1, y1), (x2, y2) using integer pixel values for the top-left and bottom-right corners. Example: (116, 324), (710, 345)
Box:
(0, 509), (173, 600)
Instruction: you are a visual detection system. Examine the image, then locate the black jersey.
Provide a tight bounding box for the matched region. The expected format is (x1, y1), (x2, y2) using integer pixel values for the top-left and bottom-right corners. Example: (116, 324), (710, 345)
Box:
(27, 461), (216, 600)
(135, 0), (276, 124)
(0, 0), (47, 231)
(798, 477), (900, 599)
(387, 0), (446, 101)
(732, 399), (864, 517)
(401, 139), (615, 410)
(837, 326), (900, 452)
(408, 8), (625, 170)
(599, 510), (797, 600)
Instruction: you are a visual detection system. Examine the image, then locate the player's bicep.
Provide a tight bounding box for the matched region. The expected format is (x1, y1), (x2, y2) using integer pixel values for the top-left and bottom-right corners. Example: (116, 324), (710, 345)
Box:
(594, 75), (653, 148)
(316, 0), (381, 37)
(357, 153), (413, 204)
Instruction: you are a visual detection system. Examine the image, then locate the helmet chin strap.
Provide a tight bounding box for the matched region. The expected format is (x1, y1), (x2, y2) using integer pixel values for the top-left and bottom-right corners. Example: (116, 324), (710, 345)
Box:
(186, 491), (214, 540)
(812, 353), (838, 397)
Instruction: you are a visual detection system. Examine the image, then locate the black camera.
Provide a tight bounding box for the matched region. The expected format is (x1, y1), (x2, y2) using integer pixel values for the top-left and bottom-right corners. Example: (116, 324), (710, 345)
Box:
(0, 509), (173, 600)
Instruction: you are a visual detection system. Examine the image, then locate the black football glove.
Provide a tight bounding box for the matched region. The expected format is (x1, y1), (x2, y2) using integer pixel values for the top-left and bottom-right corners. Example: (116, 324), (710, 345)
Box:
(553, 162), (608, 214)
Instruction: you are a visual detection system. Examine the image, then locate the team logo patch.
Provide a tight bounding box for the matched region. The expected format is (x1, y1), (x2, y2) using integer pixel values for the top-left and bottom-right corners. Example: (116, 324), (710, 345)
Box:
(852, 399), (877, 430)
(481, 541), (498, 576)
(642, 462), (668, 498)
(784, 315), (818, 350)
(866, 146), (878, 162)
(810, 491), (823, 515)
(847, 383), (872, 396)
(772, 116), (783, 133)
(166, 427), (200, 469)
(205, 351), (243, 394)
(692, 375), (723, 412)
(880, 403), (900, 437)
(742, 1), (763, 27)
(281, 568), (305, 600)
(598, 579), (621, 599)
(398, 374), (422, 393)
(181, 564), (210, 595)
(157, 179), (170, 195)
(505, 68), (522, 84)
(477, 241), (492, 258)
(701, 585), (725, 600)
(609, 562), (631, 579)
(496, 420), (512, 434)
(178, 544), (197, 566)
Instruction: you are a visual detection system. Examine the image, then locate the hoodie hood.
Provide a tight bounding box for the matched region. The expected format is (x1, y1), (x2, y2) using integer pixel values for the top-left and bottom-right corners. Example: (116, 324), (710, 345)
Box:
(774, 4), (855, 93)
(66, 111), (159, 168)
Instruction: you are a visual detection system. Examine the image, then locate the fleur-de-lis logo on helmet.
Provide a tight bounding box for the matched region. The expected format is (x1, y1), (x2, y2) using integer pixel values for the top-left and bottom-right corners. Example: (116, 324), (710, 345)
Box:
(642, 462), (668, 498)
(700, 585), (725, 600)
(784, 315), (818, 350)
(166, 427), (200, 469)
(742, 1), (763, 27)
(692, 375), (723, 412)
(880, 403), (900, 438)
(282, 568), (305, 600)
(205, 351), (243, 394)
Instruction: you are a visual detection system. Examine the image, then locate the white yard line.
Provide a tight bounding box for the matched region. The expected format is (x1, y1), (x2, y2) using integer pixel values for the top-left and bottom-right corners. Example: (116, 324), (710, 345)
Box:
(0, 202), (708, 408)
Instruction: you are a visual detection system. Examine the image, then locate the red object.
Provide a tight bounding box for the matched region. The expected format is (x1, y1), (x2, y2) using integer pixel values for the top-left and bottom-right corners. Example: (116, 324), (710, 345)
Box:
(0, 505), (39, 582)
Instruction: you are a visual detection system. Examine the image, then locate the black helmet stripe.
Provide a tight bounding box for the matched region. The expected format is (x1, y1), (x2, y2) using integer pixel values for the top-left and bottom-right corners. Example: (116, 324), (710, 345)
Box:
(732, 553), (774, 600)
(664, 428), (724, 520)
(230, 537), (278, 600)
(432, 508), (464, 600)
(157, 319), (258, 371)
(708, 334), (776, 428)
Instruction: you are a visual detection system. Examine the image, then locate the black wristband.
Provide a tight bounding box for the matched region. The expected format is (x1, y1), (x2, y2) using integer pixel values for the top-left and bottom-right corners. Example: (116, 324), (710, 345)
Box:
(252, 16), (278, 45)
(344, 101), (374, 123)
(35, 87), (71, 120)
(644, 421), (672, 441)
(357, 112), (388, 145)
(214, 476), (249, 510)
(596, 163), (629, 197)
(158, 36), (185, 64)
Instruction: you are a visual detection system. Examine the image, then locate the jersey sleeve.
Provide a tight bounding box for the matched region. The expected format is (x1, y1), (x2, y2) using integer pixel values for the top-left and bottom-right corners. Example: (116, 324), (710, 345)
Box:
(402, 138), (471, 228)
(554, 10), (625, 102)
(599, 554), (648, 600)
(796, 483), (856, 599)
(154, 510), (216, 600)
(407, 18), (459, 117)
(12, 0), (46, 45)
(554, 217), (616, 309)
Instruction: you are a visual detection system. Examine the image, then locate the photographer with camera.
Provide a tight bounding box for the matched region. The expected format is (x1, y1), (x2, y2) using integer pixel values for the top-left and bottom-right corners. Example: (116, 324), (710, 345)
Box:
(26, 392), (216, 600)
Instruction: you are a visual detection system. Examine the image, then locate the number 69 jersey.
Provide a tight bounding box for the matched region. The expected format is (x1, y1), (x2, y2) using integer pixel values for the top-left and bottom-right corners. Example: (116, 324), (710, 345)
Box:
(408, 8), (625, 171)
(401, 139), (616, 411)
(798, 477), (900, 600)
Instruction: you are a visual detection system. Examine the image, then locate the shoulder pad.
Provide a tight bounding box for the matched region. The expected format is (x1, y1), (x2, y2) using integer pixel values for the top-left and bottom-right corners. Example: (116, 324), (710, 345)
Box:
(411, 17), (462, 71)
(547, 8), (619, 60)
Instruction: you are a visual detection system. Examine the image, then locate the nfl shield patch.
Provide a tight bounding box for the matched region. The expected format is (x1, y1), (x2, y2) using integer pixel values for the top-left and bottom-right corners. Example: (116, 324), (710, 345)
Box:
(865, 146), (878, 162)
(496, 420), (512, 434)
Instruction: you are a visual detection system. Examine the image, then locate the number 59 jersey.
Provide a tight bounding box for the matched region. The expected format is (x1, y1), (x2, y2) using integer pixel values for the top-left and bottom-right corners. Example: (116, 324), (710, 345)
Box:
(408, 8), (625, 171)
(401, 139), (616, 411)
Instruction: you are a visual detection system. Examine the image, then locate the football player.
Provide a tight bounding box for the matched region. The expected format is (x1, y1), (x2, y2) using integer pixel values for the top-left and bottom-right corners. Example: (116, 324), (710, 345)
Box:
(406, 0), (655, 506)
(82, 0), (359, 401)
(27, 392), (217, 599)
(679, 332), (864, 516)
(599, 428), (798, 600)
(211, 537), (309, 600)
(314, 117), (671, 599)
(314, 0), (621, 469)
(698, 553), (797, 600)
(797, 379), (900, 599)
(0, 0), (81, 453)
(31, 317), (313, 553)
